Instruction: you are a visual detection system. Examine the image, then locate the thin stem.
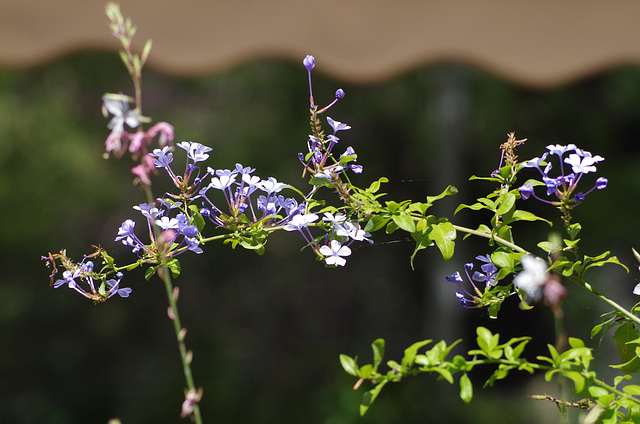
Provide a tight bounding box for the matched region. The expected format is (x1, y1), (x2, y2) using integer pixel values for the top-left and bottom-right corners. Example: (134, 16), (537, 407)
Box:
(161, 267), (203, 424)
(452, 224), (530, 254)
(569, 276), (640, 327)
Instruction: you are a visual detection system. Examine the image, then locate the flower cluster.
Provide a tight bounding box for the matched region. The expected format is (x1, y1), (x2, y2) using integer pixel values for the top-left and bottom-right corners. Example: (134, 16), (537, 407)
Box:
(52, 259), (132, 302)
(116, 199), (203, 258)
(299, 55), (362, 181)
(283, 211), (372, 266)
(102, 93), (175, 186)
(445, 255), (505, 307)
(519, 144), (607, 208)
(198, 165), (303, 230)
(150, 141), (212, 196)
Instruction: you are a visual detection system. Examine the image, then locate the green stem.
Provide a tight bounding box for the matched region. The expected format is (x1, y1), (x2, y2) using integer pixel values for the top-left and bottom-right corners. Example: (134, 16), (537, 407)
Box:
(452, 224), (530, 254)
(569, 276), (640, 327)
(143, 186), (203, 422)
(161, 267), (203, 424)
(453, 222), (640, 326)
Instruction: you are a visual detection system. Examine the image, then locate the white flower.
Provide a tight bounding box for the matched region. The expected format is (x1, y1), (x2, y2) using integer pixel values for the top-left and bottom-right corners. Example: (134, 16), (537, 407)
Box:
(513, 255), (548, 298)
(319, 240), (351, 266)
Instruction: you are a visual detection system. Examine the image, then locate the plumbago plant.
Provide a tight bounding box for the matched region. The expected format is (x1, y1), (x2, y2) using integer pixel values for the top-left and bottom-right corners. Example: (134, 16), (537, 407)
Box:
(41, 4), (640, 423)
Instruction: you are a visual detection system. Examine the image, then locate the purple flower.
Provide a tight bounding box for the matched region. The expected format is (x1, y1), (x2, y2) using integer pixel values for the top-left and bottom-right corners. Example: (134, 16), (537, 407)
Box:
(150, 146), (174, 168)
(596, 177), (608, 189)
(444, 255), (508, 308)
(520, 183), (533, 200)
(520, 144), (606, 208)
(546, 144), (576, 156)
(106, 273), (132, 298)
(335, 89), (345, 99)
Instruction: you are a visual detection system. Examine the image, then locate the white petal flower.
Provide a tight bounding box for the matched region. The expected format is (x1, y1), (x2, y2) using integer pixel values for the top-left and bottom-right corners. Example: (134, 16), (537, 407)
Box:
(513, 255), (549, 298)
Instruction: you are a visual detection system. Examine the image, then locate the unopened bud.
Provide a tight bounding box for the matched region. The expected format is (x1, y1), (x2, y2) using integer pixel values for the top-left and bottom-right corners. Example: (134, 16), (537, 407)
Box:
(303, 55), (315, 71)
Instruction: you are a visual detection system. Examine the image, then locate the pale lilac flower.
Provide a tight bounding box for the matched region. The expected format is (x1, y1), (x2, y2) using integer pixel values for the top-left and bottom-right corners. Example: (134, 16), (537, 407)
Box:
(326, 117), (351, 134)
(319, 240), (351, 266)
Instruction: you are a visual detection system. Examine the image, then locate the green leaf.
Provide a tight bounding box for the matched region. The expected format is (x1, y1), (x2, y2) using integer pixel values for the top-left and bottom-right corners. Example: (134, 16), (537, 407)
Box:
(566, 223), (582, 240)
(367, 177), (388, 194)
(490, 251), (514, 270)
(339, 354), (359, 377)
(372, 339), (385, 371)
(309, 176), (334, 188)
(124, 262), (141, 271)
(402, 340), (432, 368)
(385, 220), (399, 234)
(144, 265), (158, 281)
(495, 192), (516, 216)
(459, 373), (473, 403)
(364, 216), (390, 233)
(613, 322), (640, 369)
(476, 327), (498, 353)
(511, 209), (552, 225)
(165, 258), (181, 278)
(426, 185), (458, 204)
(429, 220), (456, 261)
(623, 385), (640, 395)
(359, 364), (373, 379)
(189, 204), (206, 232)
(391, 213), (416, 233)
(588, 386), (609, 398)
(359, 380), (388, 416)
(564, 371), (586, 393)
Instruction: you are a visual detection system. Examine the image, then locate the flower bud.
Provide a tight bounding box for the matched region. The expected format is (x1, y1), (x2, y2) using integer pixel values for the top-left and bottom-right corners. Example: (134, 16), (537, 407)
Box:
(303, 55), (315, 71)
(335, 88), (345, 99)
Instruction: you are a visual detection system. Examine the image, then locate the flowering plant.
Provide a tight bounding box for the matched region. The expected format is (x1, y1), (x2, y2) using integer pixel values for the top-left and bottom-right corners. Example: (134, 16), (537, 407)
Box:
(41, 4), (640, 423)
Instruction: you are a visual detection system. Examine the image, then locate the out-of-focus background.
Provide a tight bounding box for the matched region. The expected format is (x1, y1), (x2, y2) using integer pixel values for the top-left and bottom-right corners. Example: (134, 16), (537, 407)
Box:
(3, 1), (640, 423)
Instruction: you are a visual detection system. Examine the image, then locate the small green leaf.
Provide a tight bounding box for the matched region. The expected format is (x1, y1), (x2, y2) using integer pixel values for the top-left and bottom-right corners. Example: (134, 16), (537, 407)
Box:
(459, 373), (473, 403)
(402, 340), (432, 368)
(309, 176), (334, 188)
(429, 221), (456, 261)
(367, 177), (388, 194)
(623, 385), (640, 395)
(511, 209), (552, 225)
(588, 386), (609, 398)
(165, 258), (181, 278)
(566, 223), (582, 240)
(145, 265), (158, 281)
(372, 339), (385, 371)
(426, 185), (458, 204)
(339, 354), (359, 377)
(359, 380), (388, 416)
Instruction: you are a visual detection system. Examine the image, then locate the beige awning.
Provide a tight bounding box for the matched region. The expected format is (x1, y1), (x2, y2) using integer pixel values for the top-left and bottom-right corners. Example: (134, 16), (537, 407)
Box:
(2, 0), (640, 87)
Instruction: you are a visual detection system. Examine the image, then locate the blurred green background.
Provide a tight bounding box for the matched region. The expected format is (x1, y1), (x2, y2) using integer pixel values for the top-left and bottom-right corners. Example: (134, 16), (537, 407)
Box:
(1, 50), (640, 423)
